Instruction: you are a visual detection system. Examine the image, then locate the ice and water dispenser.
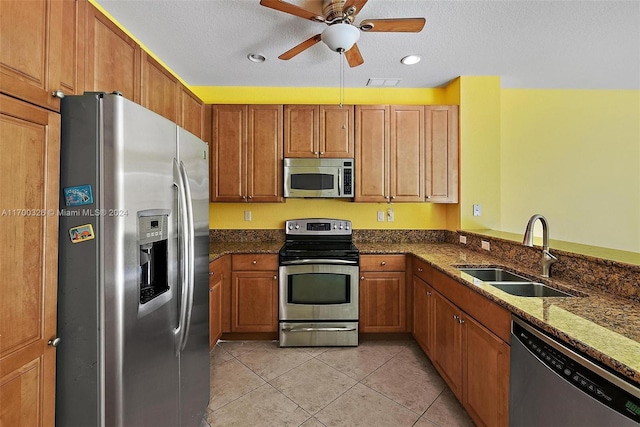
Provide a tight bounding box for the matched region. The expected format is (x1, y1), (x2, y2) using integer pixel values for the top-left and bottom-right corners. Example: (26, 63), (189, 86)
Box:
(138, 213), (169, 304)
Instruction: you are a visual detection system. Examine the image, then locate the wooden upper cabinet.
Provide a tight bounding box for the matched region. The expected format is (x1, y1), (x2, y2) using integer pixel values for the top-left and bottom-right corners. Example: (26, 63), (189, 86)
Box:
(390, 105), (425, 202)
(0, 0), (85, 111)
(0, 95), (61, 427)
(211, 104), (283, 203)
(140, 51), (178, 123)
(355, 105), (389, 202)
(284, 105), (354, 158)
(355, 105), (424, 202)
(426, 105), (459, 203)
(85, 2), (140, 103)
(179, 86), (205, 140)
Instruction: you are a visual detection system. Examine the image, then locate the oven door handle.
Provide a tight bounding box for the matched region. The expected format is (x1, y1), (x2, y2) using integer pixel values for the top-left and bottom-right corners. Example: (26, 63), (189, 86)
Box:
(281, 326), (358, 332)
(280, 259), (358, 266)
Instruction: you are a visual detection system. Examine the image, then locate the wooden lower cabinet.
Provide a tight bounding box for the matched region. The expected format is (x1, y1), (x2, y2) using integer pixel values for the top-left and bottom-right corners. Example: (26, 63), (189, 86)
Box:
(413, 257), (510, 427)
(413, 275), (435, 358)
(230, 255), (278, 333)
(359, 255), (407, 333)
(0, 95), (60, 427)
(463, 313), (510, 427)
(209, 256), (229, 349)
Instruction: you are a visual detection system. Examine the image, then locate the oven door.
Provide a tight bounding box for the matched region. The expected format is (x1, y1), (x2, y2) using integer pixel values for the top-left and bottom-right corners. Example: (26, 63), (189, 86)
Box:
(279, 263), (359, 321)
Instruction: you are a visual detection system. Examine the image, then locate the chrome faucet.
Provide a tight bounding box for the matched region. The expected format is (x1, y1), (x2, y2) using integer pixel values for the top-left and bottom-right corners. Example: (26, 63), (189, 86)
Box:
(523, 214), (557, 278)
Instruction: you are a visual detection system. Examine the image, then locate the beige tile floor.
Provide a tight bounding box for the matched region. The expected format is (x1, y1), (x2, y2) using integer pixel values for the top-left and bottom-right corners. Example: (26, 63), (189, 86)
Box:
(201, 339), (475, 427)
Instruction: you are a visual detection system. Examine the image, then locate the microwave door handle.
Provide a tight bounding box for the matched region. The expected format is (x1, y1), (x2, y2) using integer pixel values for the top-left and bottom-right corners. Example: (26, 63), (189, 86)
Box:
(337, 168), (342, 196)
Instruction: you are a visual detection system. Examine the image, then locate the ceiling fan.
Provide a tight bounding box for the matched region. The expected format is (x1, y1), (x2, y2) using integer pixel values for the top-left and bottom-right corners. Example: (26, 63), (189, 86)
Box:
(260, 0), (426, 67)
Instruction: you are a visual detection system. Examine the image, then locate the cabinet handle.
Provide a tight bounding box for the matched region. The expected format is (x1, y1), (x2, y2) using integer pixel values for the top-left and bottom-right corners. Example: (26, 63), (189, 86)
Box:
(252, 260), (257, 265)
(48, 337), (61, 347)
(380, 261), (386, 266)
(51, 89), (65, 99)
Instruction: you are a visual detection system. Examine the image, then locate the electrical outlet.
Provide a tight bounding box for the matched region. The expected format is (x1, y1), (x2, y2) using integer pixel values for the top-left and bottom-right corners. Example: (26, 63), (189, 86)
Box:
(473, 204), (482, 217)
(459, 235), (467, 244)
(481, 240), (491, 251)
(377, 211), (385, 222)
(387, 208), (394, 222)
(244, 211), (251, 221)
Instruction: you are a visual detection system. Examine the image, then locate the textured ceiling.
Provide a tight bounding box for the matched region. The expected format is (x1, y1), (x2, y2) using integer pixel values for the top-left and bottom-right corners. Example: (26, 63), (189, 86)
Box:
(95, 0), (640, 89)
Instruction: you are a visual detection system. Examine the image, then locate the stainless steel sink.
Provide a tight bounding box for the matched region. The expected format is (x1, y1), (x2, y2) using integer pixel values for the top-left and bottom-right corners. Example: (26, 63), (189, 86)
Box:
(458, 267), (530, 282)
(457, 267), (574, 297)
(490, 283), (573, 298)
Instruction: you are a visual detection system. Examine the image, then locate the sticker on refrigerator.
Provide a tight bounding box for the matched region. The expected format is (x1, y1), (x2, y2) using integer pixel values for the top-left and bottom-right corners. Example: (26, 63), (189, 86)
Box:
(69, 224), (95, 243)
(63, 185), (94, 206)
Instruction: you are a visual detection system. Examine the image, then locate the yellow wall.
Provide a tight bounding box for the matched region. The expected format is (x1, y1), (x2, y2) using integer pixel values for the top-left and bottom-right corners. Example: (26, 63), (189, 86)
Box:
(205, 85), (459, 230)
(500, 89), (640, 252)
(458, 76), (502, 231)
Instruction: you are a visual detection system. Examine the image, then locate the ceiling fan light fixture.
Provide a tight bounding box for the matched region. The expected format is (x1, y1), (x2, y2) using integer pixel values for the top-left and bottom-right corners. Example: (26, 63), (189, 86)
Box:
(247, 53), (266, 63)
(321, 23), (360, 53)
(401, 55), (421, 65)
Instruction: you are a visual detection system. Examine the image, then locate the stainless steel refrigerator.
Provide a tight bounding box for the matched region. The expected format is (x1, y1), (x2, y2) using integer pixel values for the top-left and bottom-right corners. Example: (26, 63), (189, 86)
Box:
(56, 93), (209, 426)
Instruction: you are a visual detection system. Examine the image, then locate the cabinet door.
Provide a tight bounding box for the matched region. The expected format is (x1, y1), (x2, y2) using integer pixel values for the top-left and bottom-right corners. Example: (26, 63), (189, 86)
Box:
(359, 272), (406, 333)
(231, 271), (278, 333)
(284, 105), (318, 157)
(413, 276), (435, 358)
(355, 105), (389, 202)
(140, 51), (178, 123)
(463, 314), (510, 427)
(85, 3), (140, 102)
(209, 271), (223, 350)
(433, 291), (463, 399)
(211, 104), (247, 202)
(425, 106), (459, 203)
(179, 86), (204, 139)
(0, 0), (84, 111)
(247, 105), (283, 202)
(390, 105), (425, 202)
(320, 105), (354, 157)
(0, 95), (60, 427)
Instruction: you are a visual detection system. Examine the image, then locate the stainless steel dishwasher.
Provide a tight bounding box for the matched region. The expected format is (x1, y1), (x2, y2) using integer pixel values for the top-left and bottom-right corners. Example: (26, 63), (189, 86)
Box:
(510, 316), (640, 426)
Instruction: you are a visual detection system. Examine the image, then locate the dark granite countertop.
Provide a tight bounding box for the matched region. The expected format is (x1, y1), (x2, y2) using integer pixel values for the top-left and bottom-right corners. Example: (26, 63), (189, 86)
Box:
(209, 240), (640, 386)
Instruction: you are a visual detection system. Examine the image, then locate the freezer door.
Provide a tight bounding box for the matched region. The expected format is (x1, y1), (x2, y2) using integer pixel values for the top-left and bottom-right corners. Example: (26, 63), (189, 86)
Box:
(177, 127), (210, 426)
(102, 94), (180, 427)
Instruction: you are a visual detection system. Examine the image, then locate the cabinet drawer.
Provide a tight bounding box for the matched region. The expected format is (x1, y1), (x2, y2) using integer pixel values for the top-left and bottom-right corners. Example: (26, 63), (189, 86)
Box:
(232, 254), (278, 271)
(360, 254), (406, 271)
(413, 257), (434, 283)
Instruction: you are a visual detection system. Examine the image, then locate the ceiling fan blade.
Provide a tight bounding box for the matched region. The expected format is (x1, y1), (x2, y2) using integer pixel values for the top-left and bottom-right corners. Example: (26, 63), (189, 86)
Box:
(343, 0), (369, 17)
(260, 0), (324, 22)
(359, 18), (426, 32)
(278, 34), (322, 60)
(345, 43), (364, 67)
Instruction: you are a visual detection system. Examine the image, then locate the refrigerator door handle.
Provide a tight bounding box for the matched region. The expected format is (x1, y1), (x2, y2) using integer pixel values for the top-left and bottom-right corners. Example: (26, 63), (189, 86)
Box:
(178, 160), (195, 353)
(173, 159), (190, 355)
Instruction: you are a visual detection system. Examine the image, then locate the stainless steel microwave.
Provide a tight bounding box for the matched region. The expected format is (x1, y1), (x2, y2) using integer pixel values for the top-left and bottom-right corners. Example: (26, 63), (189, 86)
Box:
(284, 158), (354, 198)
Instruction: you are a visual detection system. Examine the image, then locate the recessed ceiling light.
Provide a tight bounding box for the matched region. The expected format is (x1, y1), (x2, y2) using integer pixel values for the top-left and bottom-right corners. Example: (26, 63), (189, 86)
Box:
(401, 55), (421, 65)
(247, 53), (266, 63)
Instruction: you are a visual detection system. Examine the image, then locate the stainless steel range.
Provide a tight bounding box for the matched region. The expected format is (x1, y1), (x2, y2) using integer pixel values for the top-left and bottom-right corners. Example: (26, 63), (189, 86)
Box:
(278, 218), (359, 347)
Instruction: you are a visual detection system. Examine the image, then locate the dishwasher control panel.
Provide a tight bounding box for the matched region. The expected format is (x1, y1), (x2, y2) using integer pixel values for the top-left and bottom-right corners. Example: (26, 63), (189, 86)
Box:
(513, 321), (640, 423)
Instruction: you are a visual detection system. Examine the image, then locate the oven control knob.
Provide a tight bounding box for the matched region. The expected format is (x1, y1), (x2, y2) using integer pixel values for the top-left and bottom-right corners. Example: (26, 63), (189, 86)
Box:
(288, 224), (293, 230)
(334, 224), (338, 229)
(295, 224), (300, 229)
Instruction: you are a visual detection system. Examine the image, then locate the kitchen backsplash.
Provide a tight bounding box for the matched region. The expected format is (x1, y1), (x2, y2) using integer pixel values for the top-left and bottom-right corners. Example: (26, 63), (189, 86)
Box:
(208, 228), (639, 301)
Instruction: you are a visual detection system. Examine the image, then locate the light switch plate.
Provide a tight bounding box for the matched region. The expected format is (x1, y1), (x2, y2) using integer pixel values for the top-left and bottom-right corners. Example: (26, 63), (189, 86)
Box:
(387, 208), (394, 222)
(244, 211), (251, 221)
(473, 204), (482, 217)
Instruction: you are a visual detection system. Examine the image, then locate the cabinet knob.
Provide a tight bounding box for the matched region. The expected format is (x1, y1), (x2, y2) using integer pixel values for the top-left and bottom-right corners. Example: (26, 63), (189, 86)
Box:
(391, 196), (396, 200)
(209, 288), (213, 293)
(209, 272), (215, 276)
(314, 151), (319, 155)
(426, 291), (431, 296)
(380, 261), (386, 266)
(51, 89), (65, 99)
(48, 337), (61, 347)
(453, 315), (459, 321)
(426, 195), (431, 199)
(252, 260), (257, 265)
(342, 124), (346, 129)
(273, 275), (277, 280)
(242, 196), (247, 200)
(319, 151), (324, 155)
(417, 267), (423, 272)
(360, 276), (365, 280)
(248, 195), (252, 199)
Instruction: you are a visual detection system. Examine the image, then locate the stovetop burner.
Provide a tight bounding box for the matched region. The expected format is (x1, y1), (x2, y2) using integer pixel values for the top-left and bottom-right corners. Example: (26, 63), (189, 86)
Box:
(279, 218), (359, 264)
